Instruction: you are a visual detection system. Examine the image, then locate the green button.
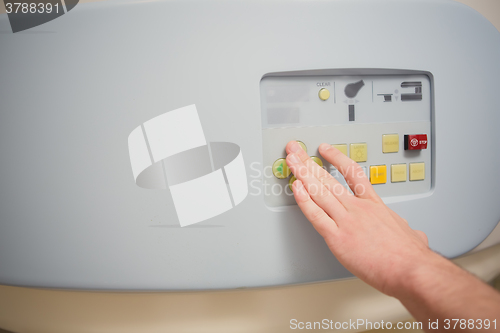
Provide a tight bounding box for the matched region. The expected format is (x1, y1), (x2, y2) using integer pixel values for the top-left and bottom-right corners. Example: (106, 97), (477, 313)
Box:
(272, 158), (291, 179)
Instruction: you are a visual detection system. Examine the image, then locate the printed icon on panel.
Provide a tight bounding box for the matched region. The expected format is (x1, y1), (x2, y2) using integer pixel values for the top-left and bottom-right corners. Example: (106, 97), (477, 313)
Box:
(377, 89), (400, 102)
(344, 80), (365, 122)
(376, 80), (423, 103)
(344, 80), (365, 98)
(401, 81), (423, 101)
(127, 105), (248, 227)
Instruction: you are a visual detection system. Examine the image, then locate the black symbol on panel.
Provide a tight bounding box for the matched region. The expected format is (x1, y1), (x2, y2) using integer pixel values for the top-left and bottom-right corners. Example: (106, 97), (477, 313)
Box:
(378, 89), (400, 102)
(349, 105), (355, 121)
(344, 80), (364, 122)
(401, 81), (422, 101)
(378, 94), (393, 102)
(344, 80), (365, 98)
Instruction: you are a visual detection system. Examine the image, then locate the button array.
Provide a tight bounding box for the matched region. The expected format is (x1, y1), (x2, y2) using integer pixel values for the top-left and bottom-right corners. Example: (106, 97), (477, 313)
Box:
(365, 163), (426, 184)
(272, 138), (426, 187)
(330, 162), (423, 185)
(330, 162), (425, 187)
(366, 162), (424, 183)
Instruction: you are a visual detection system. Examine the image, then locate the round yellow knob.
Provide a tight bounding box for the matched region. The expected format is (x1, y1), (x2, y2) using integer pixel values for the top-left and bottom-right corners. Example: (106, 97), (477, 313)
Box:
(310, 156), (323, 167)
(272, 158), (291, 179)
(318, 88), (330, 101)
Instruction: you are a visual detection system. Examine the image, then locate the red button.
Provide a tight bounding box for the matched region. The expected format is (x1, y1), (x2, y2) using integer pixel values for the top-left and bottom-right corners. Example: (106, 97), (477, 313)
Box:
(404, 134), (428, 150)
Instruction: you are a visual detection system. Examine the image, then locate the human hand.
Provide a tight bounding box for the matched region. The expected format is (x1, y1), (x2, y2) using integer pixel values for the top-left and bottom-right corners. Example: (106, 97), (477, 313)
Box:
(285, 141), (432, 297)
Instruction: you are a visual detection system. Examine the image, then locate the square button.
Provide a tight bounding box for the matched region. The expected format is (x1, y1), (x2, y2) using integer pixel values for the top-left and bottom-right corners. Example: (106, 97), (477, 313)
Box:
(350, 143), (367, 162)
(409, 162), (425, 181)
(405, 134), (428, 150)
(370, 165), (387, 184)
(332, 144), (348, 156)
(391, 164), (407, 182)
(382, 134), (399, 153)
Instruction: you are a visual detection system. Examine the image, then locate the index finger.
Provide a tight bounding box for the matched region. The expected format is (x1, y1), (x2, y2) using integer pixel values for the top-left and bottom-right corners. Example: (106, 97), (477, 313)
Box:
(318, 143), (378, 200)
(286, 141), (352, 203)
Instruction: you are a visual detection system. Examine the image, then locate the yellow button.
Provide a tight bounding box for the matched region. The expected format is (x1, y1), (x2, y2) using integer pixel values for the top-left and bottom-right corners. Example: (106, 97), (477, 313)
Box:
(289, 175), (297, 191)
(318, 88), (330, 101)
(310, 156), (323, 167)
(370, 165), (387, 184)
(350, 143), (367, 162)
(391, 163), (407, 183)
(332, 144), (348, 156)
(272, 158), (291, 179)
(382, 134), (399, 153)
(296, 141), (307, 152)
(409, 162), (425, 181)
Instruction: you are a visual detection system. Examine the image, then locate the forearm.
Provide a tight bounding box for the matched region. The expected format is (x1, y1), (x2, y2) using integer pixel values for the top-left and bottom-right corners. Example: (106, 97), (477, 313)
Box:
(395, 251), (500, 332)
(284, 141), (500, 332)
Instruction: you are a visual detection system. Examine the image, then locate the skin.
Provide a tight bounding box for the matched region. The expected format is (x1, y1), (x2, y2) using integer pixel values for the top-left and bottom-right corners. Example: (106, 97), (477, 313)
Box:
(285, 140), (500, 333)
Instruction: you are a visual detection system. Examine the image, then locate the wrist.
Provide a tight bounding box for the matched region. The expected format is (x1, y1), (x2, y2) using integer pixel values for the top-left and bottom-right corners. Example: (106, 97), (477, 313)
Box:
(387, 248), (451, 300)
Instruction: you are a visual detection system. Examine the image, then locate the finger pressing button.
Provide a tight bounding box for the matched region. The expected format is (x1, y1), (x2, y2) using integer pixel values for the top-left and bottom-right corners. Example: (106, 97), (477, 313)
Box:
(310, 156), (323, 167)
(289, 175), (297, 191)
(296, 141), (307, 152)
(332, 144), (348, 156)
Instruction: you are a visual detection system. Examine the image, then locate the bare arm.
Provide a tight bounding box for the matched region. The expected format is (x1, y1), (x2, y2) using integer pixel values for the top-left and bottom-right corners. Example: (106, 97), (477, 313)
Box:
(285, 140), (500, 333)
(400, 255), (500, 332)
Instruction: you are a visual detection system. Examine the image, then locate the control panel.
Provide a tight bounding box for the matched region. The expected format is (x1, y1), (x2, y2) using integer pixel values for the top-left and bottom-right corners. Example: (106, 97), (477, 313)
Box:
(261, 70), (432, 207)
